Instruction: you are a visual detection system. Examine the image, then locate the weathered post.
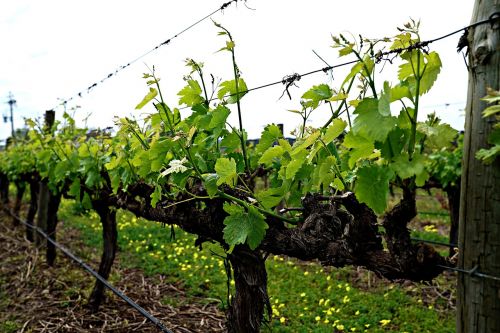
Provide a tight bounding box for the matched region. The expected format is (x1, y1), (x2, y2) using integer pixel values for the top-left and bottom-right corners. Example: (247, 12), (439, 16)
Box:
(457, 1), (500, 332)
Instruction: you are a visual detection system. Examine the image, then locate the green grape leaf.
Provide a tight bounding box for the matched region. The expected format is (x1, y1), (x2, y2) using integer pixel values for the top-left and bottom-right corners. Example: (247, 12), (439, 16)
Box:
(105, 156), (120, 170)
(256, 124), (283, 153)
(323, 119), (347, 144)
(136, 87), (158, 110)
(221, 132), (241, 152)
(380, 128), (408, 160)
(418, 123), (458, 149)
(482, 105), (500, 118)
(279, 138), (292, 152)
(399, 51), (441, 96)
(476, 145), (500, 164)
(338, 45), (354, 57)
(314, 156), (336, 190)
(218, 78), (248, 104)
(85, 170), (100, 188)
(208, 105), (230, 130)
(378, 81), (392, 116)
(68, 178), (81, 198)
(286, 149), (308, 180)
(256, 186), (285, 209)
(151, 185), (162, 207)
(488, 128), (500, 145)
(355, 164), (394, 214)
(391, 152), (426, 180)
(178, 79), (204, 107)
(215, 157), (237, 187)
(110, 172), (121, 194)
(301, 84), (333, 108)
(332, 177), (345, 191)
(294, 131), (321, 152)
(258, 146), (285, 166)
(223, 203), (268, 250)
(419, 52), (442, 95)
(328, 92), (348, 102)
(343, 132), (375, 168)
(481, 88), (500, 103)
(390, 84), (411, 101)
(415, 169), (430, 187)
(203, 173), (219, 198)
(82, 192), (92, 210)
(78, 144), (90, 158)
(398, 51), (424, 81)
(353, 98), (397, 142)
(342, 62), (364, 88)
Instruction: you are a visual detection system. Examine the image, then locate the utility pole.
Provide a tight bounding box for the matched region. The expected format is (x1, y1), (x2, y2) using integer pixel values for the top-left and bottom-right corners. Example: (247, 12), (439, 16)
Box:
(457, 0), (500, 332)
(6, 92), (16, 138)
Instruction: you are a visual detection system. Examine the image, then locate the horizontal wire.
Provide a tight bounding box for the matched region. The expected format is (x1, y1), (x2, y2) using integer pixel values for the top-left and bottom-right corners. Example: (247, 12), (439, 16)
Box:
(437, 264), (500, 282)
(49, 0), (242, 112)
(410, 237), (457, 248)
(200, 12), (500, 105)
(2, 206), (173, 333)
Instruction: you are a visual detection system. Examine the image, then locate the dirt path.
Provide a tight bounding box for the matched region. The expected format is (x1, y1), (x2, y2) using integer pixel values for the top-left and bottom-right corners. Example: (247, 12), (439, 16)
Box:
(0, 212), (226, 333)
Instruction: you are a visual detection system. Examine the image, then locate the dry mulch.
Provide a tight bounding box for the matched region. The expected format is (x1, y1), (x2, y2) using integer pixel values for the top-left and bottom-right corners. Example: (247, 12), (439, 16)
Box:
(0, 211), (226, 333)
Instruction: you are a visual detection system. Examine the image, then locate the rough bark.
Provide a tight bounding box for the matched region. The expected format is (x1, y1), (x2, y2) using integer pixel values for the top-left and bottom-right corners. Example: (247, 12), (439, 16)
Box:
(227, 247), (270, 333)
(457, 1), (500, 332)
(35, 180), (49, 246)
(12, 181), (26, 226)
(109, 183), (447, 330)
(0, 172), (9, 205)
(46, 191), (62, 266)
(26, 180), (39, 242)
(445, 184), (460, 257)
(112, 183), (446, 282)
(88, 199), (118, 312)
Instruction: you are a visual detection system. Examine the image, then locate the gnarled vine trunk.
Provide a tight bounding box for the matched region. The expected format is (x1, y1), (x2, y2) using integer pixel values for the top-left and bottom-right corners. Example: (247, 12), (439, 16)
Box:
(26, 180), (39, 242)
(110, 183), (447, 330)
(12, 181), (26, 226)
(227, 246), (270, 333)
(88, 199), (118, 312)
(0, 172), (9, 206)
(46, 191), (62, 266)
(445, 184), (460, 257)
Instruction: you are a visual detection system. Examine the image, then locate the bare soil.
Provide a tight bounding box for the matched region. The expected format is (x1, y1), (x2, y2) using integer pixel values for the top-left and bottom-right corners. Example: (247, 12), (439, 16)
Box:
(0, 212), (226, 333)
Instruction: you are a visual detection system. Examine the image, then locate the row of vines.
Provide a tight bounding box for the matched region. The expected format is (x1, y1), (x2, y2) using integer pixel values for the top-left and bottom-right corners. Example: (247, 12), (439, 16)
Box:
(1, 20), (496, 332)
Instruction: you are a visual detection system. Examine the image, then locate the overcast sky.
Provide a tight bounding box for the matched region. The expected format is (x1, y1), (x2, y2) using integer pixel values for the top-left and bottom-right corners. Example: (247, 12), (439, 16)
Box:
(0, 0), (474, 143)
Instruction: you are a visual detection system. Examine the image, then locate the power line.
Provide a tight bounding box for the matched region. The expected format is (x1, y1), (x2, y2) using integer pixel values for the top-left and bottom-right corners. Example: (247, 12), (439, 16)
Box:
(50, 0), (242, 112)
(3, 206), (173, 333)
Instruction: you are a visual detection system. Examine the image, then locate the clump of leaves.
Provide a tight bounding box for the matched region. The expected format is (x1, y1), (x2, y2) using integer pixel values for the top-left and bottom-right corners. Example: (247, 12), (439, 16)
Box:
(476, 88), (500, 164)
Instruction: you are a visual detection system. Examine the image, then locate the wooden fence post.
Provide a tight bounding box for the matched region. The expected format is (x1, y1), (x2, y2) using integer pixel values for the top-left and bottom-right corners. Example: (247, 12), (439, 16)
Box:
(457, 1), (500, 332)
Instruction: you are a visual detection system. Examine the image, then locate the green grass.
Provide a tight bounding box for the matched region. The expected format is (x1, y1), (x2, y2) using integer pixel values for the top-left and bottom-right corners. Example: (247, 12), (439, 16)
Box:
(58, 201), (455, 332)
(0, 320), (20, 333)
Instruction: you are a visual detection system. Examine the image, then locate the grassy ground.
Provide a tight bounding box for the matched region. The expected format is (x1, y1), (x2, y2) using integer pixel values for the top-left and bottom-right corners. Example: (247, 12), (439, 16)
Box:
(0, 212), (226, 333)
(57, 190), (456, 333)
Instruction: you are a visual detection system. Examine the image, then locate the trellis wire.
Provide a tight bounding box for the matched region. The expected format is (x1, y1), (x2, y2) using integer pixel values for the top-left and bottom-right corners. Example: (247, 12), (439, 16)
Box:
(437, 264), (500, 283)
(210, 12), (500, 103)
(410, 237), (457, 248)
(49, 0), (243, 112)
(2, 206), (173, 333)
